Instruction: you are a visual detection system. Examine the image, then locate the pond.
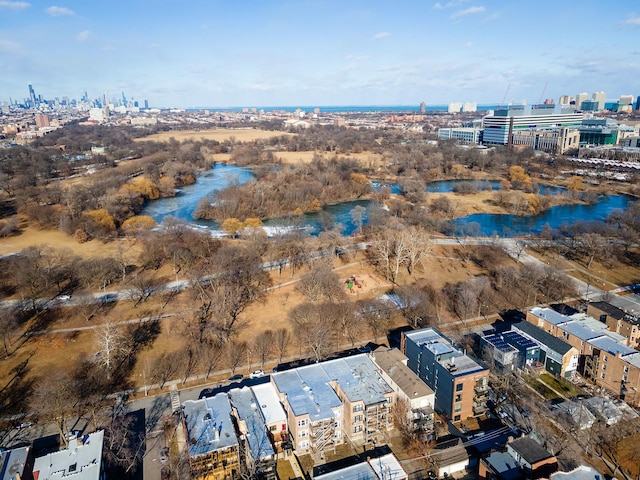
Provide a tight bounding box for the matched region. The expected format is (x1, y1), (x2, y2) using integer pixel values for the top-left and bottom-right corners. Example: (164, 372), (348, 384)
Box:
(140, 164), (632, 237)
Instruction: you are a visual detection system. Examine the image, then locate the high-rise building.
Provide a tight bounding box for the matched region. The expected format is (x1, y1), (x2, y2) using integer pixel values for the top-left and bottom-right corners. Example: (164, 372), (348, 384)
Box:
(144, 99), (149, 109)
(558, 95), (573, 105)
(575, 92), (590, 110)
(28, 84), (36, 106)
(448, 102), (462, 113)
(636, 96), (640, 111)
(462, 102), (477, 112)
(592, 91), (606, 111)
(419, 101), (426, 113)
(619, 94), (634, 105)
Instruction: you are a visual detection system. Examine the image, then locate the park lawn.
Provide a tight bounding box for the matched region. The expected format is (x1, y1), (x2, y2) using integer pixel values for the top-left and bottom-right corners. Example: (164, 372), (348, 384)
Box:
(136, 128), (293, 143)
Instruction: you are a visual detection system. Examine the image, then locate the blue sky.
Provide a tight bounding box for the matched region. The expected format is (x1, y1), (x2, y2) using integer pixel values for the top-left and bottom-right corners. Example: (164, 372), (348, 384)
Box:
(1, 0), (640, 108)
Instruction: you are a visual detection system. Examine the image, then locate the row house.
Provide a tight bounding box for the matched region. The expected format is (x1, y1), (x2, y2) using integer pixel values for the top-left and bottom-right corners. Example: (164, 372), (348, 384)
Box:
(588, 301), (640, 348)
(527, 307), (640, 405)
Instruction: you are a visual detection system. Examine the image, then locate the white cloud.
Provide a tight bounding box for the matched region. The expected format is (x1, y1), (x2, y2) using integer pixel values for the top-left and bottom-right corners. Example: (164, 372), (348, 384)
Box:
(0, 0), (30, 9)
(465, 41), (474, 48)
(0, 39), (23, 54)
(374, 31), (391, 39)
(434, 0), (470, 9)
(622, 15), (640, 26)
(451, 6), (485, 20)
(76, 30), (91, 42)
(46, 5), (74, 16)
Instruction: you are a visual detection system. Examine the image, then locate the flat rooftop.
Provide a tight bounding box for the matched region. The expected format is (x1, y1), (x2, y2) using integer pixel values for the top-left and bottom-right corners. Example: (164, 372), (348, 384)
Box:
(372, 348), (434, 400)
(227, 387), (274, 461)
(530, 307), (572, 326)
(251, 382), (287, 426)
(183, 393), (238, 458)
(405, 328), (486, 376)
(32, 431), (104, 480)
(272, 363), (342, 421)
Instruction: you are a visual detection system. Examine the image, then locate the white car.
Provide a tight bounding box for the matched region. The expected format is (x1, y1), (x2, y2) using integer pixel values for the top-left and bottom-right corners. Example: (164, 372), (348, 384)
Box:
(249, 370), (265, 379)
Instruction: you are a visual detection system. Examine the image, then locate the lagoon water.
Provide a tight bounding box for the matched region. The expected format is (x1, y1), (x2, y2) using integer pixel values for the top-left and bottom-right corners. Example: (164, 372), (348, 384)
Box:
(140, 164), (632, 237)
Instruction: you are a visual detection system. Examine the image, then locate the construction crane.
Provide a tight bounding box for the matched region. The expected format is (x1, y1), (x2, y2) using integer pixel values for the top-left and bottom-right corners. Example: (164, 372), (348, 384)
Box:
(538, 81), (549, 104)
(498, 83), (511, 110)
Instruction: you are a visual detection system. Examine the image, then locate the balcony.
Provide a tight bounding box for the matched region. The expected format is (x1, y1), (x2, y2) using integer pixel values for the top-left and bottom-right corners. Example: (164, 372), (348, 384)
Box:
(473, 403), (488, 416)
(474, 384), (489, 394)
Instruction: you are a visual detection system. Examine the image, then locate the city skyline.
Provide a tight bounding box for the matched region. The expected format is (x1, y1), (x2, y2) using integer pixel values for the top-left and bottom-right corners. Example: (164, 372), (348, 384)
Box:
(1, 0), (640, 108)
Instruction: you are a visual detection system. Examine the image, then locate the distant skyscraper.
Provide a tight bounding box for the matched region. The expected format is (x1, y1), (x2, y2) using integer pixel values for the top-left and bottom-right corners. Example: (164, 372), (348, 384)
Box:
(121, 91), (127, 107)
(558, 95), (573, 106)
(144, 99), (149, 109)
(419, 101), (426, 113)
(592, 91), (606, 111)
(619, 94), (634, 105)
(575, 92), (589, 110)
(28, 84), (36, 106)
(636, 96), (640, 111)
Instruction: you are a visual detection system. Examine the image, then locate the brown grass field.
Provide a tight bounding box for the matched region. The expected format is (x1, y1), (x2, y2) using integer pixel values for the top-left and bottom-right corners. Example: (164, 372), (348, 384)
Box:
(0, 244), (487, 393)
(135, 128), (293, 143)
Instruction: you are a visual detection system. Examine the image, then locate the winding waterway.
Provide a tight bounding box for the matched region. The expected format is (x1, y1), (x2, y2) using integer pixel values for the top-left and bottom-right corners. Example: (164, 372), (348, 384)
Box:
(140, 164), (632, 237)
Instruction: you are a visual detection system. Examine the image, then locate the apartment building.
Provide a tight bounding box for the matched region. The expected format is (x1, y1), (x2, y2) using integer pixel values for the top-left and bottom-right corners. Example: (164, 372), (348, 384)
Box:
(271, 354), (394, 458)
(588, 301), (640, 348)
(371, 347), (436, 432)
(401, 328), (489, 421)
(251, 382), (289, 451)
(526, 307), (640, 405)
(183, 394), (241, 480)
(228, 387), (276, 479)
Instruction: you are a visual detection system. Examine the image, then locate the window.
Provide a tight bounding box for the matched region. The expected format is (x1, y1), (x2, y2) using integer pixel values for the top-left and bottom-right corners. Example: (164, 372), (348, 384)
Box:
(602, 364), (606, 371)
(601, 373), (605, 379)
(270, 425), (277, 432)
(623, 375), (628, 382)
(353, 404), (363, 413)
(298, 430), (308, 438)
(624, 366), (629, 373)
(354, 425), (363, 433)
(69, 463), (77, 473)
(297, 419), (308, 427)
(455, 394), (462, 402)
(454, 404), (462, 413)
(334, 421), (340, 428)
(456, 384), (463, 392)
(454, 415), (461, 422)
(603, 355), (608, 362)
(299, 440), (309, 448)
(353, 415), (363, 423)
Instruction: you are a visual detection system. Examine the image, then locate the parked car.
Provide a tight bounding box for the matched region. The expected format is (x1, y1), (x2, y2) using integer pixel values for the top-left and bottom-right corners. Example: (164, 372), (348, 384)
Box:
(249, 370), (265, 379)
(228, 374), (244, 381)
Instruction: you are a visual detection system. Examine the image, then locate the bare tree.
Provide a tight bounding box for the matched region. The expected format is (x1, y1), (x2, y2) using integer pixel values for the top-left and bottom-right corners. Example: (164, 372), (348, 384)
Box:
(29, 369), (76, 447)
(0, 308), (18, 357)
(274, 328), (291, 363)
(94, 321), (126, 380)
(103, 409), (146, 476)
(355, 298), (394, 343)
(253, 330), (274, 368)
(297, 261), (345, 302)
(290, 303), (336, 362)
(227, 340), (247, 374)
(397, 284), (440, 328)
(192, 246), (270, 342)
(402, 226), (432, 275)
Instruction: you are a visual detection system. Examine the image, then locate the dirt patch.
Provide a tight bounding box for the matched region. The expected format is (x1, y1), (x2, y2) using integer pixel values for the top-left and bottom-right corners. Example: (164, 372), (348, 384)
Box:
(136, 128), (293, 143)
